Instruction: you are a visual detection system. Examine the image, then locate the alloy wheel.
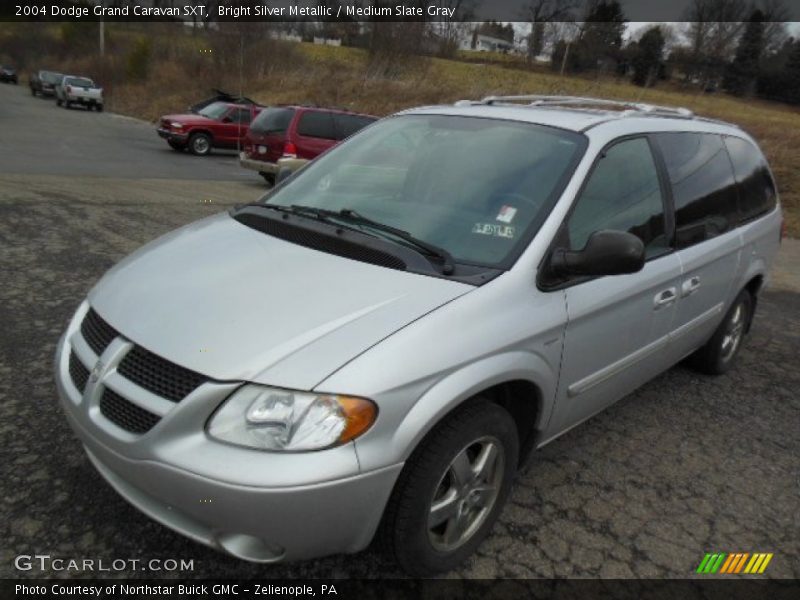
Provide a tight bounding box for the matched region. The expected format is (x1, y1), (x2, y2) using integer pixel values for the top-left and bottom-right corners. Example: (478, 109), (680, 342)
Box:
(427, 436), (505, 551)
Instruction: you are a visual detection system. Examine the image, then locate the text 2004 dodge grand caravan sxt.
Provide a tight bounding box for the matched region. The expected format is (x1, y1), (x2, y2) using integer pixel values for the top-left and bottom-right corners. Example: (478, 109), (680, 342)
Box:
(56, 96), (782, 575)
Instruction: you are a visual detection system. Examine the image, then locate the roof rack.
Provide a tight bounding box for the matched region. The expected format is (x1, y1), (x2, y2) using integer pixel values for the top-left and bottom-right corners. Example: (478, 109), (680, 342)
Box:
(457, 95), (695, 119)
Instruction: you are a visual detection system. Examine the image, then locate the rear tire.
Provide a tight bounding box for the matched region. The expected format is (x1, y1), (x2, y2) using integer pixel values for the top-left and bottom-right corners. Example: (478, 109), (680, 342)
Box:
(63, 100), (71, 109)
(31, 88), (36, 96)
(378, 401), (518, 576)
(260, 172), (275, 186)
(688, 289), (752, 375)
(96, 104), (103, 112)
(188, 132), (212, 156)
(56, 98), (62, 106)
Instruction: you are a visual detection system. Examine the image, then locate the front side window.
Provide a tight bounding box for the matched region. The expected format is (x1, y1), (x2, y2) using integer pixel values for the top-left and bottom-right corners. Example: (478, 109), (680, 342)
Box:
(655, 133), (738, 248)
(259, 115), (586, 267)
(297, 111), (337, 140)
(566, 137), (668, 259)
(723, 136), (776, 222)
(230, 108), (252, 124)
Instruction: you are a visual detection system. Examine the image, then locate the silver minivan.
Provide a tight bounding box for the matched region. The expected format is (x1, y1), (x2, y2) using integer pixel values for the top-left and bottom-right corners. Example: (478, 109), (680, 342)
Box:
(55, 96), (782, 575)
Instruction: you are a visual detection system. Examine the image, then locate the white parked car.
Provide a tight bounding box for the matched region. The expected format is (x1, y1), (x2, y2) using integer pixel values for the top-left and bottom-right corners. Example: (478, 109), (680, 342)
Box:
(56, 75), (103, 111)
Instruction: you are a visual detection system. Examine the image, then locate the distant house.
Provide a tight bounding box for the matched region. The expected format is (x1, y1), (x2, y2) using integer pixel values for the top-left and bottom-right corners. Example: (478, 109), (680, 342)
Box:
(461, 33), (515, 54)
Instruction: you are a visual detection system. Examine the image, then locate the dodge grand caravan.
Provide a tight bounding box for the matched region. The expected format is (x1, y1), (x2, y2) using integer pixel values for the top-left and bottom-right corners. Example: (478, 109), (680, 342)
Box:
(55, 96), (782, 575)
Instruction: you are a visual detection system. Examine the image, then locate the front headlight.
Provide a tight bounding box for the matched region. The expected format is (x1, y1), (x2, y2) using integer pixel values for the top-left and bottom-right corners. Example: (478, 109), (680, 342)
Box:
(170, 121), (184, 129)
(207, 385), (377, 452)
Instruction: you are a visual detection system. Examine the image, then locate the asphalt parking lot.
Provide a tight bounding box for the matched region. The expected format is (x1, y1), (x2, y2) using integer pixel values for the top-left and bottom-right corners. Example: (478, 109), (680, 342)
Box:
(1, 81), (798, 579)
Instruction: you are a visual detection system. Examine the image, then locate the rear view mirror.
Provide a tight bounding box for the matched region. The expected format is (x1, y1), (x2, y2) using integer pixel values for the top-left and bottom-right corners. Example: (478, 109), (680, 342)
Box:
(551, 230), (645, 277)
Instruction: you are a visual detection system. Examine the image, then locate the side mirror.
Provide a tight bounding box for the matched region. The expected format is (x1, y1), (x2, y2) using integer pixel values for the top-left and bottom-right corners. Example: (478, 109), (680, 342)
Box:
(221, 116), (233, 123)
(550, 230), (645, 277)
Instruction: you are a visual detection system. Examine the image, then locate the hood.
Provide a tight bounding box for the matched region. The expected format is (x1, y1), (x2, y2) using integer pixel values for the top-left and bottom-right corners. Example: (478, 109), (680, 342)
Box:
(89, 214), (473, 390)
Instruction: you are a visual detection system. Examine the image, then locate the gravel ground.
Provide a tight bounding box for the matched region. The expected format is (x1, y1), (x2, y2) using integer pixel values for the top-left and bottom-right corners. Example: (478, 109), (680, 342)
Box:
(0, 82), (797, 580)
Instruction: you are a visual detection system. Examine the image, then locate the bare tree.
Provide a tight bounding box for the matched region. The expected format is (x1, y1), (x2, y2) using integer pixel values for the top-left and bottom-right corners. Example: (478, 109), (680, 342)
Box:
(522, 0), (580, 59)
(760, 0), (789, 54)
(681, 0), (749, 86)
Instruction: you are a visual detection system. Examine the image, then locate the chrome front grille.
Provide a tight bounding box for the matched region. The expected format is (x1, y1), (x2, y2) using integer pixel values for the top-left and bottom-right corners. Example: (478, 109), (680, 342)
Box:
(70, 307), (210, 436)
(99, 388), (161, 434)
(117, 345), (208, 403)
(69, 351), (90, 392)
(80, 308), (118, 356)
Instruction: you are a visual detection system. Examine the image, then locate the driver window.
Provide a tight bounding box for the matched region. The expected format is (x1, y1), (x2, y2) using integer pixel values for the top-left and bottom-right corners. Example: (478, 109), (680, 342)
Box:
(567, 137), (668, 259)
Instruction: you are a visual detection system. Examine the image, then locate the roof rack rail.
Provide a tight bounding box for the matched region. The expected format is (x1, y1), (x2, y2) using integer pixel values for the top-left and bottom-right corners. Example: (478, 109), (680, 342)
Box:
(464, 95), (695, 119)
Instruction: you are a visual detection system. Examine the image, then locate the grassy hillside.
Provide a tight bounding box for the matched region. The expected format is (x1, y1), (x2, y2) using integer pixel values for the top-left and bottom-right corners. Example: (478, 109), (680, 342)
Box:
(5, 27), (799, 235)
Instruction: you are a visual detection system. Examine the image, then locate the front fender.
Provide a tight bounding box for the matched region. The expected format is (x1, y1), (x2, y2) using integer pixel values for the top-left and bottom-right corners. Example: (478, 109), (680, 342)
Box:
(353, 350), (557, 473)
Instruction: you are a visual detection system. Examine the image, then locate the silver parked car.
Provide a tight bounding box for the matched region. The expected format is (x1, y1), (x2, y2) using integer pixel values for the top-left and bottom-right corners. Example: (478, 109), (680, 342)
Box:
(55, 96), (782, 575)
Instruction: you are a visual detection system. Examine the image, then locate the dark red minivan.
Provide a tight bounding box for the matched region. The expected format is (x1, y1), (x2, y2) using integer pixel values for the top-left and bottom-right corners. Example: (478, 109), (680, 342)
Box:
(239, 105), (377, 184)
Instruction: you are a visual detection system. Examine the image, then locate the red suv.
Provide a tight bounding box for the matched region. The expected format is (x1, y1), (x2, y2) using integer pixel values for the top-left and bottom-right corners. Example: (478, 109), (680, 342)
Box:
(239, 106), (377, 184)
(157, 101), (262, 155)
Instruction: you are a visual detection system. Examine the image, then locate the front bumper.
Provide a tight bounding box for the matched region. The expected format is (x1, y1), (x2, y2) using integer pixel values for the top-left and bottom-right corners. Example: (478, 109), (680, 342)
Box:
(157, 128), (188, 143)
(54, 308), (402, 562)
(68, 96), (101, 105)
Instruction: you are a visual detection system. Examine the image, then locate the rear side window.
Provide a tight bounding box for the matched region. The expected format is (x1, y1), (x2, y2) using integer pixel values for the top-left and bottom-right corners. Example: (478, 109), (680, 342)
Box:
(250, 107), (295, 135)
(723, 136), (776, 222)
(655, 133), (738, 248)
(334, 114), (376, 140)
(567, 137), (668, 258)
(297, 111), (337, 140)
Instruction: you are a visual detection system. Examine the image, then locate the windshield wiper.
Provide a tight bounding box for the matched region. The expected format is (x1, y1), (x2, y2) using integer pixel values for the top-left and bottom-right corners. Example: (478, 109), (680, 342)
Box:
(249, 204), (455, 275)
(253, 203), (336, 224)
(334, 208), (455, 275)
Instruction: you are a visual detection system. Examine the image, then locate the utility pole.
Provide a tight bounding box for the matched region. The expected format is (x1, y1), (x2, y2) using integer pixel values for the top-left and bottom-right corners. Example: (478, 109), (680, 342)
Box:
(100, 19), (105, 56)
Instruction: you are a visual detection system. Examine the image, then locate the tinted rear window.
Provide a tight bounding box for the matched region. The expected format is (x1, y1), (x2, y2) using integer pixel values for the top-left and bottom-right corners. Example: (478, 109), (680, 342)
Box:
(297, 111), (337, 140)
(335, 114), (376, 140)
(723, 136), (776, 223)
(250, 107), (295, 135)
(655, 133), (739, 248)
(65, 77), (94, 87)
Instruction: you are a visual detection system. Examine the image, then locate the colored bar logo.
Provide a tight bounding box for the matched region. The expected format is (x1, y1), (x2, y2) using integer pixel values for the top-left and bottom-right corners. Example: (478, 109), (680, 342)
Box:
(696, 552), (773, 574)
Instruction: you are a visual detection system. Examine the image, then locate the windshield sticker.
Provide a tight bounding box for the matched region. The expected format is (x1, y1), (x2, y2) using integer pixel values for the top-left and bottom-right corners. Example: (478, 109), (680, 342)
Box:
(496, 205), (517, 223)
(473, 223), (515, 239)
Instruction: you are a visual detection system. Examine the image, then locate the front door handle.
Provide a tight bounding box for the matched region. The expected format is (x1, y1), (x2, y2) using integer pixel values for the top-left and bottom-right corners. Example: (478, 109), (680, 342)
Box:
(654, 287), (677, 309)
(682, 276), (701, 297)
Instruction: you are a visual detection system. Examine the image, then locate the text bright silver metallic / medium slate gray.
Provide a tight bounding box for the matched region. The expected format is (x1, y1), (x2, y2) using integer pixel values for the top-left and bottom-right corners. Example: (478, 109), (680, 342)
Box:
(55, 96), (782, 575)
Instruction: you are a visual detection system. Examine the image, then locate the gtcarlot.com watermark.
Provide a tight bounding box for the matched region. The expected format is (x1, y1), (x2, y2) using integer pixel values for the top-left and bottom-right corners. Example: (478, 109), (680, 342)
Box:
(14, 554), (194, 573)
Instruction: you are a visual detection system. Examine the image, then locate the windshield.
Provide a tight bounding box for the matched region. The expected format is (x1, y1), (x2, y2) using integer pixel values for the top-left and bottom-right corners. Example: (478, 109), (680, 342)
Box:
(65, 77), (93, 87)
(43, 72), (61, 83)
(250, 107), (295, 134)
(198, 102), (230, 120)
(261, 115), (585, 267)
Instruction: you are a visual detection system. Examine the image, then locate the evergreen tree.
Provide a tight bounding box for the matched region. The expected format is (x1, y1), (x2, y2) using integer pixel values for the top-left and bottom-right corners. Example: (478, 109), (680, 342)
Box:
(574, 0), (627, 72)
(783, 40), (800, 104)
(723, 10), (765, 97)
(632, 26), (665, 87)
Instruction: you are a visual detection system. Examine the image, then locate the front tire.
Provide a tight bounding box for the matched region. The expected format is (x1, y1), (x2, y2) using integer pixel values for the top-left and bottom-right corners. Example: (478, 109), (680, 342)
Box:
(188, 132), (211, 156)
(378, 401), (518, 576)
(56, 98), (62, 106)
(688, 289), (753, 375)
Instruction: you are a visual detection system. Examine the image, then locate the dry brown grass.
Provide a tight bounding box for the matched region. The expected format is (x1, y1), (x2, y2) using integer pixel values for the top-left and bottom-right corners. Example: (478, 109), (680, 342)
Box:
(15, 36), (800, 235)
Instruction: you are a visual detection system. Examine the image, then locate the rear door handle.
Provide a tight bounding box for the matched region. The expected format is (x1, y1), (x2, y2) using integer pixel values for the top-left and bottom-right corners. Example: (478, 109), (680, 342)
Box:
(682, 276), (701, 297)
(654, 287), (677, 309)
